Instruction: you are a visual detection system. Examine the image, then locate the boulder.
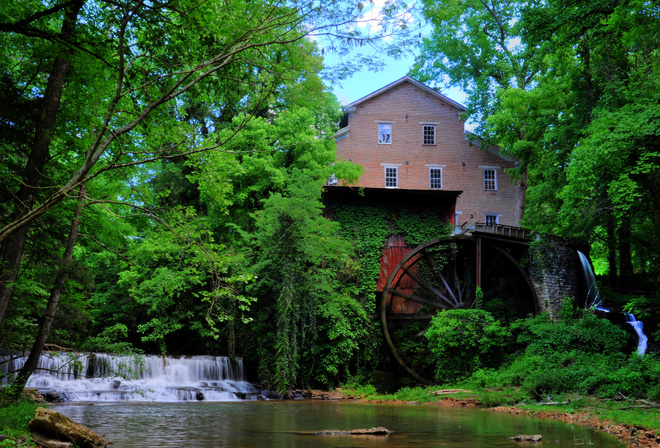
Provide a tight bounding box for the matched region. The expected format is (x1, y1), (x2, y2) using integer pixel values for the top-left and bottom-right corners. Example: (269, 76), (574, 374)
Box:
(29, 407), (107, 448)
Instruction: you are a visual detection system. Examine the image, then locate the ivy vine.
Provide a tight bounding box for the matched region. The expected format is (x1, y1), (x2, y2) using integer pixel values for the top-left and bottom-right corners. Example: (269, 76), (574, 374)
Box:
(332, 200), (453, 312)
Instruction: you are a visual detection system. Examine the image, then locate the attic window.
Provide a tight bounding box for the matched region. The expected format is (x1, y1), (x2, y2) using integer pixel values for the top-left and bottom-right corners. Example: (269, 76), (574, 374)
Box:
(423, 125), (436, 145)
(378, 123), (392, 144)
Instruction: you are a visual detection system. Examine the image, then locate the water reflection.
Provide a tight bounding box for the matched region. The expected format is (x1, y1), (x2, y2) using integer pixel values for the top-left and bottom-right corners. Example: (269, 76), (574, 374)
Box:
(55, 401), (625, 448)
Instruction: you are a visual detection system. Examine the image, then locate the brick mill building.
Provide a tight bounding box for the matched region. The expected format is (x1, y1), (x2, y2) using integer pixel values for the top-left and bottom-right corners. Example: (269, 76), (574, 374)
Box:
(331, 76), (524, 230)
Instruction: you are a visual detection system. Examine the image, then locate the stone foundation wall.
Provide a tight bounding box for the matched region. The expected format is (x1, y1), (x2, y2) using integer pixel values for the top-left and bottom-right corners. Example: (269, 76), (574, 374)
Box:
(528, 235), (582, 318)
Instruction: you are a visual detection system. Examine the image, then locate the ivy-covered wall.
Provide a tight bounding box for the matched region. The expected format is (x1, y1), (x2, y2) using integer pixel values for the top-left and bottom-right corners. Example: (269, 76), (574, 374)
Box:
(330, 198), (454, 312)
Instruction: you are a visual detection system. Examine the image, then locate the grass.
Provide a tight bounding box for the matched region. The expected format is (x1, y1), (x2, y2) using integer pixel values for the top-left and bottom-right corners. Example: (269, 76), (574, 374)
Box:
(0, 397), (39, 447)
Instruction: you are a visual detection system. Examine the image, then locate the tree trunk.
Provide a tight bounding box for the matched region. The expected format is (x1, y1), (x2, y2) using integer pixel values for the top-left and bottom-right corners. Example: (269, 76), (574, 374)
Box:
(513, 169), (527, 226)
(618, 216), (633, 290)
(606, 214), (617, 287)
(0, 1), (83, 328)
(7, 185), (86, 401)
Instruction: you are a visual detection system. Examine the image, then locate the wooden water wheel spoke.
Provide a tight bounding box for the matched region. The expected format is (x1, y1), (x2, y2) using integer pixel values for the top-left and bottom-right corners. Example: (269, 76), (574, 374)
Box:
(388, 288), (444, 310)
(396, 262), (456, 308)
(381, 236), (538, 385)
(437, 270), (460, 306)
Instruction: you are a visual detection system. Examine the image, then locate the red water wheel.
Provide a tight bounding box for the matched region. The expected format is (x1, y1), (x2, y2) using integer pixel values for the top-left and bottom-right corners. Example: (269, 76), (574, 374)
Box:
(379, 235), (537, 385)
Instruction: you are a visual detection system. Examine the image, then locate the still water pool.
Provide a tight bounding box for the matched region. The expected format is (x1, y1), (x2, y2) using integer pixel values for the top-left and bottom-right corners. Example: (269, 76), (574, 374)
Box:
(55, 401), (625, 448)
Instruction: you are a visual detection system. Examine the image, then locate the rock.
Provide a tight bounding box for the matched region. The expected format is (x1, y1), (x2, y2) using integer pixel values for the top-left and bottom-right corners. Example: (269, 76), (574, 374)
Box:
(23, 388), (45, 403)
(29, 407), (107, 448)
(508, 434), (543, 442)
(314, 427), (392, 436)
(43, 391), (65, 403)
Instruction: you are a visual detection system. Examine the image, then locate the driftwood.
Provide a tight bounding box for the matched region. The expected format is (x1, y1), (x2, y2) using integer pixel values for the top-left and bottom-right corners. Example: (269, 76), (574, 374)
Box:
(313, 427), (392, 436)
(617, 399), (660, 410)
(509, 434), (543, 442)
(432, 389), (472, 395)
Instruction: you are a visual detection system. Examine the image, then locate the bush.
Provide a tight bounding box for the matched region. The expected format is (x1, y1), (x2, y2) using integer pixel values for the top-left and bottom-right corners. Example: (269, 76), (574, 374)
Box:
(489, 310), (655, 399)
(512, 309), (628, 357)
(425, 309), (510, 382)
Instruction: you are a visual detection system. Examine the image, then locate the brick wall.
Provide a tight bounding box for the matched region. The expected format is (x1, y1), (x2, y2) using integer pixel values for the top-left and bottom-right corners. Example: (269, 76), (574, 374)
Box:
(335, 80), (522, 227)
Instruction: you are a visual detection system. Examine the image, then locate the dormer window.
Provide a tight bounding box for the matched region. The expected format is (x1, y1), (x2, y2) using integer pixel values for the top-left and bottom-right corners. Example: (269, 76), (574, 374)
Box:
(378, 123), (392, 144)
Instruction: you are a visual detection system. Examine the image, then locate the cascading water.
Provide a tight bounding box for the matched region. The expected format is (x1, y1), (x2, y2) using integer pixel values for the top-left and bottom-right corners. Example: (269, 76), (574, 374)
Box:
(0, 352), (258, 402)
(625, 314), (649, 356)
(577, 250), (604, 310)
(577, 250), (648, 356)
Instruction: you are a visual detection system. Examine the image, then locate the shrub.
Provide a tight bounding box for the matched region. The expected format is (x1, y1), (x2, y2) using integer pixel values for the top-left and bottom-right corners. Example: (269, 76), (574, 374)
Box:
(425, 309), (510, 382)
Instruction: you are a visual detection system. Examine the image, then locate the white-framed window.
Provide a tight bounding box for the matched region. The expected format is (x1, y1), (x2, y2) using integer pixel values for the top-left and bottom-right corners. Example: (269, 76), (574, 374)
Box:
(423, 125), (436, 145)
(378, 123), (392, 144)
(483, 168), (497, 190)
(429, 167), (442, 189)
(384, 166), (398, 187)
(485, 214), (499, 225)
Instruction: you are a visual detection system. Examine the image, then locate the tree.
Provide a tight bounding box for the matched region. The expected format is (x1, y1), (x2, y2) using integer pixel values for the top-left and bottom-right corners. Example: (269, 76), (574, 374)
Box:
(414, 0), (660, 286)
(0, 0), (418, 331)
(6, 185), (86, 400)
(411, 0), (544, 222)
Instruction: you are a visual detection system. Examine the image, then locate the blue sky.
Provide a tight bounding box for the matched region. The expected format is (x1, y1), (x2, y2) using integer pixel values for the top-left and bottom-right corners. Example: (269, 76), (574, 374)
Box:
(327, 53), (467, 107)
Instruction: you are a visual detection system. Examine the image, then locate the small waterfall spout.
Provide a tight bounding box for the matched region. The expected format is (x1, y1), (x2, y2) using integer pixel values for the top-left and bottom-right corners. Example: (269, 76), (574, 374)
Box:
(577, 251), (602, 309)
(625, 313), (648, 356)
(0, 352), (258, 402)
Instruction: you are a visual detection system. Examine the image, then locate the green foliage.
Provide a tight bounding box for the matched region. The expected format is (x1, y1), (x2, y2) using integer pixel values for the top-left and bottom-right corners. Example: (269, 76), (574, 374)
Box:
(0, 397), (39, 440)
(425, 310), (511, 381)
(333, 202), (453, 312)
(477, 311), (660, 400)
(248, 170), (367, 392)
(623, 297), (653, 321)
(80, 324), (140, 355)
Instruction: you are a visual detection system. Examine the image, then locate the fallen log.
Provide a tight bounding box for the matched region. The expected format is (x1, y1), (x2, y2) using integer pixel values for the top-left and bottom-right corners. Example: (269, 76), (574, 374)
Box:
(29, 407), (107, 448)
(509, 434), (542, 442)
(313, 427), (392, 436)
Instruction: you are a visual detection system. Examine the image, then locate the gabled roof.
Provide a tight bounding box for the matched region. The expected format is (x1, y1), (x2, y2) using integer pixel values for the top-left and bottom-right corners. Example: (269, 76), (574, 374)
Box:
(347, 76), (467, 112)
(465, 132), (518, 164)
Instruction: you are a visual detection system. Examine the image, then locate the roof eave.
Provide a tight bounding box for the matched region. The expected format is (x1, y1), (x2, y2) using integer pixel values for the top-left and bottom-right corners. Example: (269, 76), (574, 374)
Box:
(347, 76), (467, 112)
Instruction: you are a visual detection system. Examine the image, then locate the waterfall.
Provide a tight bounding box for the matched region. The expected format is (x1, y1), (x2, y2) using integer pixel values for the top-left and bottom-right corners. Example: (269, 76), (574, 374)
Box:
(576, 251), (648, 356)
(577, 251), (603, 309)
(625, 314), (649, 356)
(0, 352), (257, 402)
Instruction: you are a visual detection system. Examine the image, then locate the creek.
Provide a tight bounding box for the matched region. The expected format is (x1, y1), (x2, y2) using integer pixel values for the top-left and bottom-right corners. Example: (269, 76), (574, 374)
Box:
(53, 400), (625, 448)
